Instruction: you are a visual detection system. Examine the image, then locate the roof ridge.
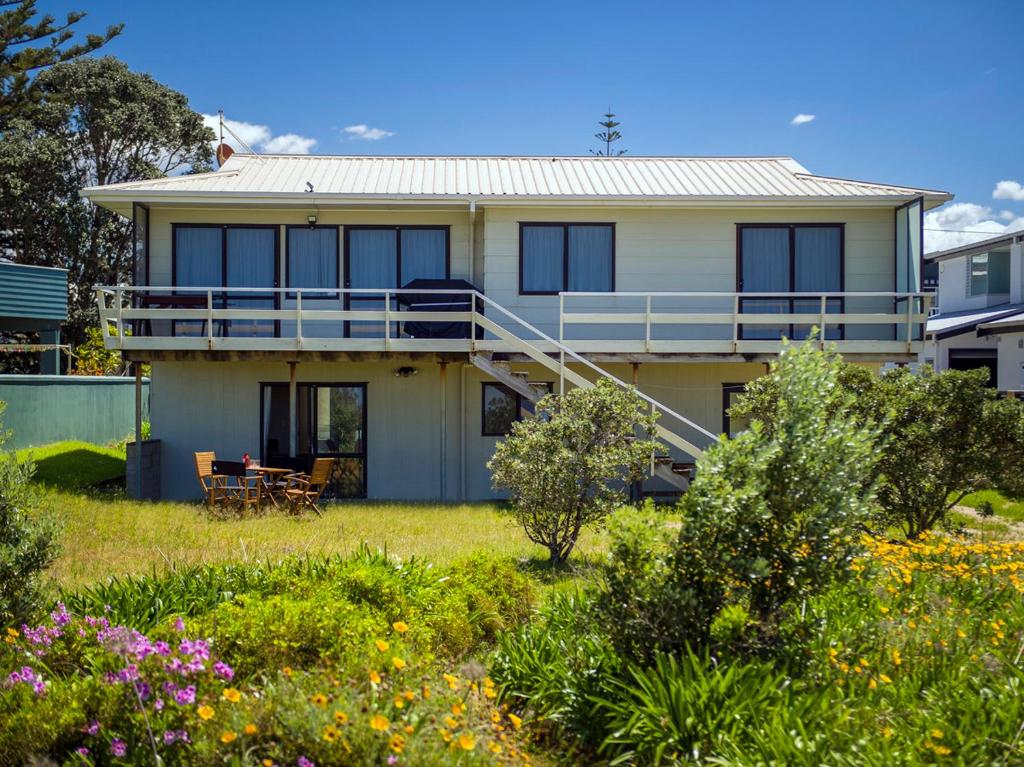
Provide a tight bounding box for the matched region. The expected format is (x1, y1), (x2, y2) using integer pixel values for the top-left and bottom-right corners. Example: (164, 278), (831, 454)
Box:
(227, 153), (799, 162)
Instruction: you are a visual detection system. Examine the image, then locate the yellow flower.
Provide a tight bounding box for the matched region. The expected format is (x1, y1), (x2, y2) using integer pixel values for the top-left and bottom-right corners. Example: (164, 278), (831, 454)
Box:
(458, 732), (476, 751)
(509, 713), (523, 730)
(440, 728), (452, 742)
(323, 724), (340, 742)
(451, 702), (464, 716)
(404, 725), (414, 734)
(443, 673), (459, 690)
(369, 670), (382, 685)
(868, 678), (877, 690)
(389, 733), (405, 753)
(891, 649), (902, 666)
(392, 621), (409, 634)
(198, 705), (215, 720)
(933, 744), (952, 756)
(403, 689), (415, 701)
(879, 674), (892, 684)
(243, 723), (258, 736)
(882, 726), (893, 739)
(422, 684), (432, 699)
(445, 716), (459, 728)
(282, 666), (293, 677)
(262, 760), (273, 767)
(334, 710), (349, 725)
(391, 657), (406, 671)
(220, 731), (237, 744)
(370, 714), (390, 732)
(375, 639), (390, 652)
(488, 741), (502, 754)
(310, 693), (328, 707)
(393, 696), (405, 709)
(930, 729), (944, 739)
(222, 687), (241, 703)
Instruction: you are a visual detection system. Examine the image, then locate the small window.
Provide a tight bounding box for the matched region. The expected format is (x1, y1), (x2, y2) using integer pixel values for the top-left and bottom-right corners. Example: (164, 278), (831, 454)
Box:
(519, 223), (614, 294)
(969, 251), (1010, 296)
(722, 383), (750, 438)
(482, 382), (553, 436)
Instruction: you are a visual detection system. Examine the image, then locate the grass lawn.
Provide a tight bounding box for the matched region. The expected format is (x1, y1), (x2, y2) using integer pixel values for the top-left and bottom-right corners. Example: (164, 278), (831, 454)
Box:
(17, 440), (126, 487)
(959, 488), (1024, 522)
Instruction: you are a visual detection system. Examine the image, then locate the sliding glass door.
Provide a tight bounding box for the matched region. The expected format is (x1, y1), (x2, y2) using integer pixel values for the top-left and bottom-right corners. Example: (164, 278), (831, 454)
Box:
(738, 224), (843, 340)
(260, 382), (367, 498)
(345, 226), (449, 337)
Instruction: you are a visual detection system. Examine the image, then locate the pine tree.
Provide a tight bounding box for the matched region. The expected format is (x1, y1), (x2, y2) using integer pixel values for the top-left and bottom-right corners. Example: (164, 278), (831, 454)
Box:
(0, 1), (121, 127)
(591, 110), (627, 156)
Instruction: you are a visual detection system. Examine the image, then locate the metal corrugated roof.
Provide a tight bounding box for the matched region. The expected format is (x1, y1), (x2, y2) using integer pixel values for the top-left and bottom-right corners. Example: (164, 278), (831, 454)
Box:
(926, 303), (1024, 339)
(82, 155), (951, 204)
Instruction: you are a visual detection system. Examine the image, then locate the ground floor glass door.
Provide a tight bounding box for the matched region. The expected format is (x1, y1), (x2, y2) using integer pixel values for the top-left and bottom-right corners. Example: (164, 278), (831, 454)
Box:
(260, 383), (367, 498)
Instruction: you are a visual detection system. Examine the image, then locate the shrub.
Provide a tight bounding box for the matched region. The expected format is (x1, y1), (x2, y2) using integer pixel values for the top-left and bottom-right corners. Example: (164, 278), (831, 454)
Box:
(734, 362), (1024, 538)
(488, 378), (662, 566)
(597, 338), (881, 661)
(0, 402), (60, 626)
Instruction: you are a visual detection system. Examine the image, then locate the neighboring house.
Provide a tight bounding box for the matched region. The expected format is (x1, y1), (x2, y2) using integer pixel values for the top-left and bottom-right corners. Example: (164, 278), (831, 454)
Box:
(923, 231), (1024, 391)
(80, 154), (947, 501)
(0, 259), (68, 374)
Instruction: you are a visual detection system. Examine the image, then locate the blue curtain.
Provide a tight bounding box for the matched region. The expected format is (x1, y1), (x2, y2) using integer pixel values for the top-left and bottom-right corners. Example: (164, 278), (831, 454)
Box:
(567, 225), (613, 291)
(741, 228), (789, 291)
(288, 228), (338, 291)
(794, 227), (841, 291)
(400, 229), (446, 283)
(348, 229), (397, 288)
(174, 227), (222, 287)
(521, 226), (563, 292)
(226, 228), (276, 288)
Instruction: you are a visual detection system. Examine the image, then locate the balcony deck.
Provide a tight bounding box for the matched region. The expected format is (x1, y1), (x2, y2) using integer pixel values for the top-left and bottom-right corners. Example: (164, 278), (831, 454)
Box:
(95, 287), (931, 362)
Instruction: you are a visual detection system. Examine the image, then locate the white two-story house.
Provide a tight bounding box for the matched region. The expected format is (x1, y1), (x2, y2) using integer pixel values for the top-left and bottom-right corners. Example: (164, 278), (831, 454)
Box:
(924, 231), (1024, 391)
(81, 154), (947, 501)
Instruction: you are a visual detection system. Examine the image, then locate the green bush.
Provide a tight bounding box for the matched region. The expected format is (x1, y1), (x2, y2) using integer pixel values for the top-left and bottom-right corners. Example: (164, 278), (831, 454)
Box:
(597, 339), (881, 662)
(0, 402), (60, 626)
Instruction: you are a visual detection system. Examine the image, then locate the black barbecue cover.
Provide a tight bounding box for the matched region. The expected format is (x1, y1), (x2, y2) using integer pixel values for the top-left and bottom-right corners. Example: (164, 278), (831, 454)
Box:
(396, 279), (480, 339)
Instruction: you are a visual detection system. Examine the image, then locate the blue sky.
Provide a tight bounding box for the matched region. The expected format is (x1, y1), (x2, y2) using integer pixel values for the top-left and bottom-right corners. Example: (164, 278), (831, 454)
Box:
(52, 0), (1024, 251)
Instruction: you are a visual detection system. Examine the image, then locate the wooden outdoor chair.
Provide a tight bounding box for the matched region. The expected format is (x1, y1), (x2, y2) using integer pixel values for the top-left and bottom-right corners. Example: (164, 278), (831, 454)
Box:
(194, 451), (231, 510)
(282, 457), (334, 515)
(213, 460), (262, 516)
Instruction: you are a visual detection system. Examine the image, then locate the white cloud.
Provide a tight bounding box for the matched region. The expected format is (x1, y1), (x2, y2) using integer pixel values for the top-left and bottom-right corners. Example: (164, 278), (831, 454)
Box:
(993, 180), (1024, 201)
(201, 114), (317, 155)
(790, 113), (816, 126)
(342, 124), (395, 141)
(925, 201), (1024, 252)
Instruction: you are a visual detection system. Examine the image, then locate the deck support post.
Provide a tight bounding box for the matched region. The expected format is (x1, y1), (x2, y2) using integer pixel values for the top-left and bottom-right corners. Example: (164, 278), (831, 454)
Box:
(288, 361), (297, 458)
(134, 364), (143, 499)
(439, 361), (447, 502)
(460, 362), (467, 502)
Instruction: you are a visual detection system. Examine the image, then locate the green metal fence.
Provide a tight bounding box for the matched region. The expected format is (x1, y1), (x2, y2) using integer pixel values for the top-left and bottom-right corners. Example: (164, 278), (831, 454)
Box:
(0, 375), (149, 449)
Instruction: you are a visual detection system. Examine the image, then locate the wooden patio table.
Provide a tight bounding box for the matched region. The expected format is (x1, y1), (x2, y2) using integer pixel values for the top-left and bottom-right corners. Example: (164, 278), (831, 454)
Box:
(249, 466), (293, 509)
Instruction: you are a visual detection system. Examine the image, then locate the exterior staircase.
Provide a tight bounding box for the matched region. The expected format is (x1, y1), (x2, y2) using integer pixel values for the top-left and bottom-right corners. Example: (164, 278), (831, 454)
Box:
(468, 293), (719, 492)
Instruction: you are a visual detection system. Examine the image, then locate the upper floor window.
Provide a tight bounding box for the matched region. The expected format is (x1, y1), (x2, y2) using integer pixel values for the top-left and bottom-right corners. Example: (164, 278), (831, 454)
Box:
(287, 226), (339, 293)
(519, 223), (614, 295)
(737, 224), (843, 340)
(968, 251), (1010, 296)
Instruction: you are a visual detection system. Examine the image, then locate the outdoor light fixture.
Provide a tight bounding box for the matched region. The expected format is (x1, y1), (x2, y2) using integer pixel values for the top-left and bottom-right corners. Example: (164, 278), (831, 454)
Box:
(394, 366), (419, 378)
(307, 214), (317, 228)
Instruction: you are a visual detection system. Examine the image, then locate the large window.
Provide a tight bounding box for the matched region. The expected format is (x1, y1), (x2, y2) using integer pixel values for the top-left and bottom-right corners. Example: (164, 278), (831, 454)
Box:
(519, 223), (614, 294)
(737, 224), (843, 340)
(482, 382), (553, 436)
(287, 226), (339, 294)
(173, 224), (278, 337)
(345, 226), (449, 337)
(969, 251), (1010, 296)
(260, 382), (367, 498)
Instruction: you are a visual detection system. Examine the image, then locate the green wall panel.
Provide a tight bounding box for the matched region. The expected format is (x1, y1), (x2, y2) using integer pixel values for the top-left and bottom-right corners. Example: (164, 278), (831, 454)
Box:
(0, 376), (149, 449)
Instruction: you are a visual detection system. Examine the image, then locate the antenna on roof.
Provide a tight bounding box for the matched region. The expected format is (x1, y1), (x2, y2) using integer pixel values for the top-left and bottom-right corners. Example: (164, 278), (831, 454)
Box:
(215, 110), (264, 165)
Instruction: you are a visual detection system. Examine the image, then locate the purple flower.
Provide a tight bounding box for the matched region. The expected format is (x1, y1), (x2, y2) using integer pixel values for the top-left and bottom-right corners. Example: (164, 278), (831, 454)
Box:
(77, 746), (90, 756)
(163, 730), (177, 745)
(388, 757), (399, 765)
(110, 738), (127, 757)
(174, 685), (196, 705)
(213, 661), (234, 680)
(154, 640), (171, 656)
(297, 758), (315, 767)
(51, 603), (71, 626)
(176, 729), (191, 744)
(86, 720), (100, 736)
(153, 697), (164, 711)
(173, 617), (185, 632)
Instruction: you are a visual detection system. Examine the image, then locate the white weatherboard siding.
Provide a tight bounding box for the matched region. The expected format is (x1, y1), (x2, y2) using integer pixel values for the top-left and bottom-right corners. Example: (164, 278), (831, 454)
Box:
(154, 358), (781, 501)
(483, 206), (897, 341)
(935, 257), (1010, 314)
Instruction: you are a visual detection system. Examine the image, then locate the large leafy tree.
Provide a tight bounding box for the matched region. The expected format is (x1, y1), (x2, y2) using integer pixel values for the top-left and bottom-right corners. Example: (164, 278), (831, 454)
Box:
(0, 0), (121, 127)
(0, 56), (214, 349)
(732, 360), (1024, 538)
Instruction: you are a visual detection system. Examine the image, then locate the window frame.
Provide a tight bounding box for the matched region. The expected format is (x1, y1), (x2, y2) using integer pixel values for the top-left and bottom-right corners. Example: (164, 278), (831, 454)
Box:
(518, 222), (616, 295)
(721, 382), (747, 437)
(968, 251), (1010, 297)
(735, 223), (845, 341)
(481, 381), (554, 436)
(284, 224), (341, 299)
(170, 223), (281, 338)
